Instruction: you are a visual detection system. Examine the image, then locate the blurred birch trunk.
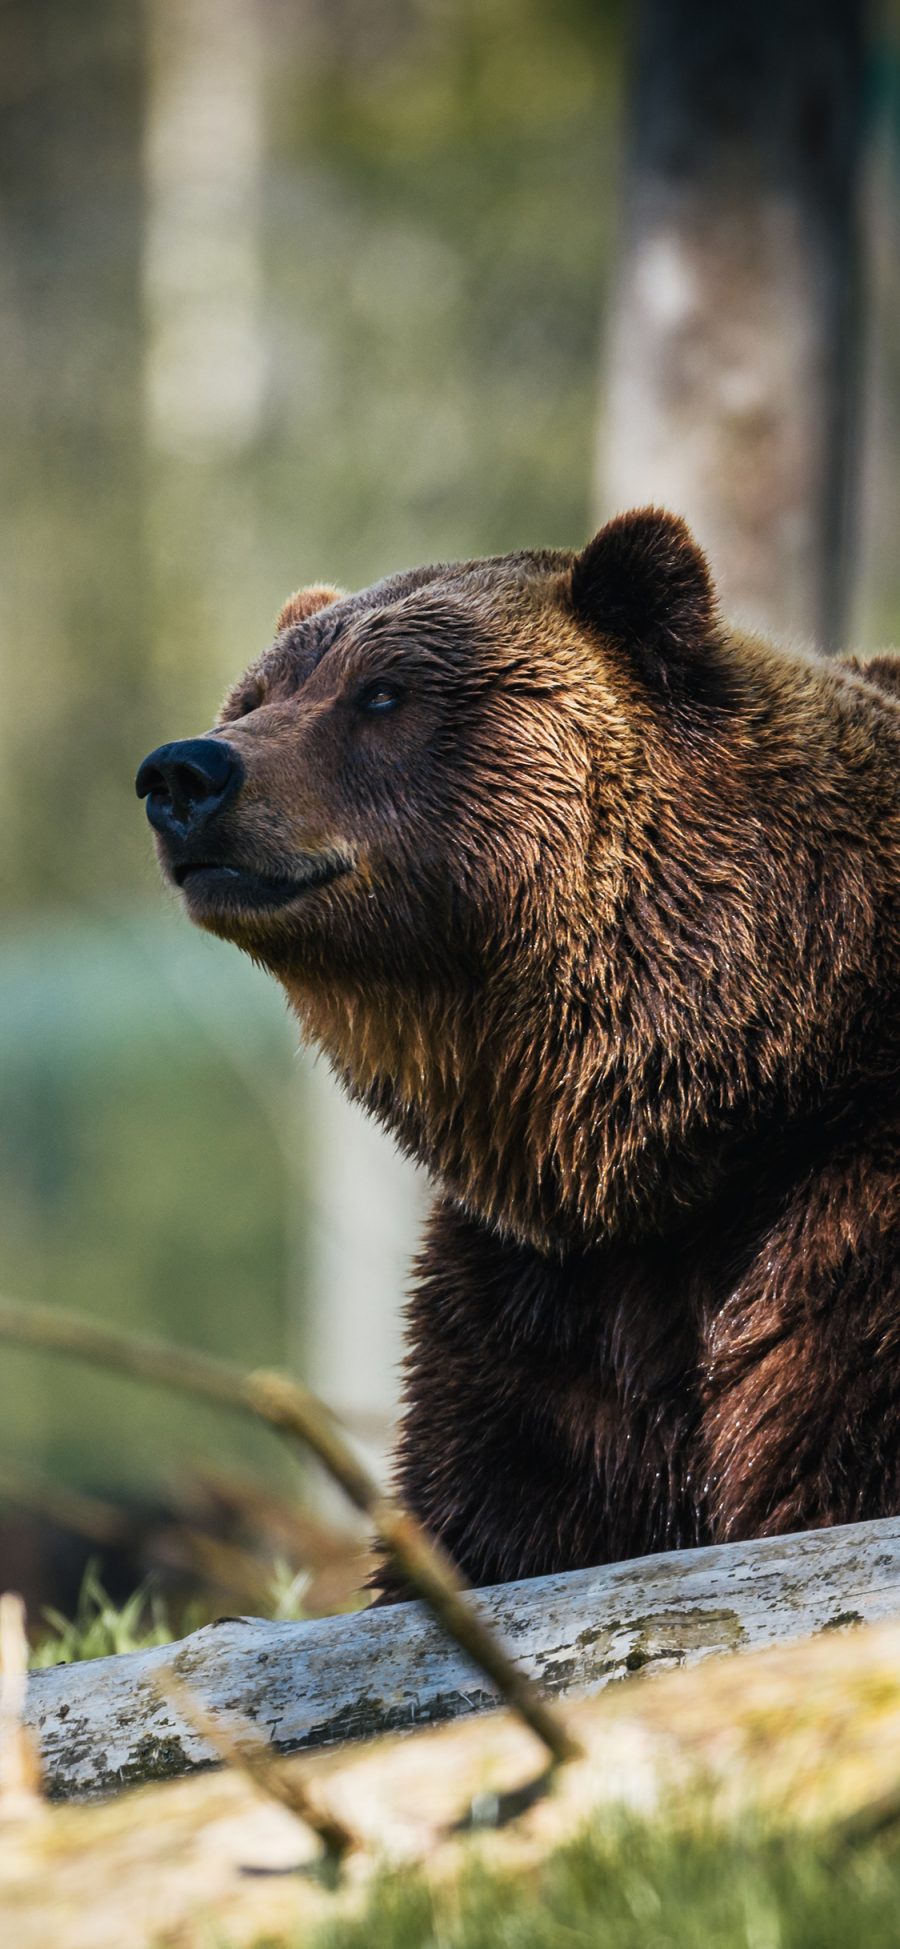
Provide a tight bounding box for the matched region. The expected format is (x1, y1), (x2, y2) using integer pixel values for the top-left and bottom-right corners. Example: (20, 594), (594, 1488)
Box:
(300, 1059), (427, 1500)
(599, 0), (869, 649)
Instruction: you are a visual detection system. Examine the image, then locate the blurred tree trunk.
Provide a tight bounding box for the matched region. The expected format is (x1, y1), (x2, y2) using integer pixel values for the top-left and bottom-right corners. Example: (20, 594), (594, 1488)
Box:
(0, 0), (150, 907)
(301, 1057), (427, 1508)
(599, 0), (869, 649)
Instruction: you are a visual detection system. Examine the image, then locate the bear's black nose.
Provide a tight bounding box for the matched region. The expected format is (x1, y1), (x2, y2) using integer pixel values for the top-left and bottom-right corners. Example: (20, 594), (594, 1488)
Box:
(135, 737), (244, 840)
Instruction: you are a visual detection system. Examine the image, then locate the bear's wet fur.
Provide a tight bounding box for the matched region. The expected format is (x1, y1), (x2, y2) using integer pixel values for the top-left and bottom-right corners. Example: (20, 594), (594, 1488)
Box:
(141, 508), (900, 1593)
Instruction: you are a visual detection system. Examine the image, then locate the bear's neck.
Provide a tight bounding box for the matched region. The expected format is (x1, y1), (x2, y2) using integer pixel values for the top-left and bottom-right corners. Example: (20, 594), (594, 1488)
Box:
(288, 970), (584, 1249)
(287, 927), (887, 1258)
(287, 658), (900, 1253)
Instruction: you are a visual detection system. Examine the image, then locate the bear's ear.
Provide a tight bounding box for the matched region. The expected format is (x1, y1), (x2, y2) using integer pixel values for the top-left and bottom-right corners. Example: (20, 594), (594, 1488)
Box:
(570, 508), (720, 699)
(276, 584), (345, 633)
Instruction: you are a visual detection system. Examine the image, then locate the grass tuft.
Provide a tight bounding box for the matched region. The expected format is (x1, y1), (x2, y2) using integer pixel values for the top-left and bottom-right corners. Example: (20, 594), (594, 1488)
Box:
(28, 1562), (180, 1666)
(27, 1556), (320, 1668)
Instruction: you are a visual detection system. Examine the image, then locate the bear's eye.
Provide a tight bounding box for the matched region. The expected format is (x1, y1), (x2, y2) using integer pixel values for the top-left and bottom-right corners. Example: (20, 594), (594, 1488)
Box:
(357, 680), (403, 715)
(231, 678), (264, 720)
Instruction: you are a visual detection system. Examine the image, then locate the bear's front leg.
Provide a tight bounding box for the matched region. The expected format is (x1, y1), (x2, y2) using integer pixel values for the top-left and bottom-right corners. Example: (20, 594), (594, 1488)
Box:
(702, 1135), (900, 1542)
(373, 1196), (703, 1599)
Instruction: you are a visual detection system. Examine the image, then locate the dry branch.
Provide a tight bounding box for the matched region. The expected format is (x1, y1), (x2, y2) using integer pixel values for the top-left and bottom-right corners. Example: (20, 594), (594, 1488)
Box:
(0, 1294), (577, 1768)
(154, 1666), (356, 1863)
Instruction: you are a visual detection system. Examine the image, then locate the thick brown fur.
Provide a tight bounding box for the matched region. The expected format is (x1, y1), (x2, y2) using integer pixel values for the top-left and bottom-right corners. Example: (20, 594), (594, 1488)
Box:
(143, 510), (900, 1595)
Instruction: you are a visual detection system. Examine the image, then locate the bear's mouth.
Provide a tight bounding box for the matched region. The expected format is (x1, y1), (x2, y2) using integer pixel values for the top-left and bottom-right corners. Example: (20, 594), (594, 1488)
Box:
(172, 853), (351, 912)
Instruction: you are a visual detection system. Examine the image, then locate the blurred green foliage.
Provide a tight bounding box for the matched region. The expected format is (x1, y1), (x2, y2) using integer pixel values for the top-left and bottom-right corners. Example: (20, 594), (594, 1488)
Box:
(0, 913), (302, 1499)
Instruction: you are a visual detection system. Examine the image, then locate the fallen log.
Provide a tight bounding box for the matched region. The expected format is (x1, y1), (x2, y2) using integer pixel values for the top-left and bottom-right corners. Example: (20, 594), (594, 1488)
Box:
(11, 1614), (900, 1949)
(25, 1512), (900, 1801)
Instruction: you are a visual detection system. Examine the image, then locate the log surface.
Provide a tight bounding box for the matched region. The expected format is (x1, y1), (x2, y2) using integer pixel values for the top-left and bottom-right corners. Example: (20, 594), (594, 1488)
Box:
(25, 1514), (900, 1801)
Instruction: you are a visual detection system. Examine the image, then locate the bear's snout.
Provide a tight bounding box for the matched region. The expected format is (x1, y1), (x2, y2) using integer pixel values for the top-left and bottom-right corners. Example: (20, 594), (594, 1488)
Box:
(135, 736), (244, 843)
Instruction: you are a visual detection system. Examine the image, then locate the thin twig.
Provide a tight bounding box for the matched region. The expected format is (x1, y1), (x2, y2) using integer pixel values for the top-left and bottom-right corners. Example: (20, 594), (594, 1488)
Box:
(155, 1665), (356, 1863)
(0, 1295), (580, 1767)
(0, 1464), (130, 1548)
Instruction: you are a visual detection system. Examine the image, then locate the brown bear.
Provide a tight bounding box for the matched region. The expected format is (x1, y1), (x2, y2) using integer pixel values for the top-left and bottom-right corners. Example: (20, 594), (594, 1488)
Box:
(137, 508), (900, 1596)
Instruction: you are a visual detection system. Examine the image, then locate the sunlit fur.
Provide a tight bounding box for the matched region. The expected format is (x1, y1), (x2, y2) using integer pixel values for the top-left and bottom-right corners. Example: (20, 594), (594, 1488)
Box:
(151, 509), (900, 1592)
(275, 584), (346, 633)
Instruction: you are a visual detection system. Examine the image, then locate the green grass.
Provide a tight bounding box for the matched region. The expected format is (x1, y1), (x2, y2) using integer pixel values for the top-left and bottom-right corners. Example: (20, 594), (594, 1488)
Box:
(28, 1558), (319, 1667)
(307, 1815), (900, 1949)
(28, 1564), (185, 1667)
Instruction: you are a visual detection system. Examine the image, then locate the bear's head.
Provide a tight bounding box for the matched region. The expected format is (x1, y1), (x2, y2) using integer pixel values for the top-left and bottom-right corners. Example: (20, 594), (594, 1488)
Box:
(137, 508), (878, 1246)
(136, 508), (720, 966)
